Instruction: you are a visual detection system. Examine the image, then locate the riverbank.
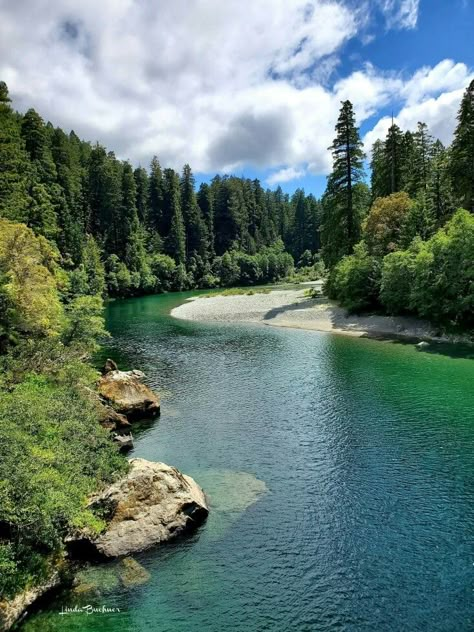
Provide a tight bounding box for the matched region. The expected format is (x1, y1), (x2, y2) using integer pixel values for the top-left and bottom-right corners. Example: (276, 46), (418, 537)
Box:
(171, 288), (463, 343)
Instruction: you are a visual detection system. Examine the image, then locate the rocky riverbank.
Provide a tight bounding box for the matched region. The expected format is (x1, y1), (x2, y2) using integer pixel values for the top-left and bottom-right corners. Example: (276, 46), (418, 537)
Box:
(0, 366), (208, 631)
(0, 459), (208, 631)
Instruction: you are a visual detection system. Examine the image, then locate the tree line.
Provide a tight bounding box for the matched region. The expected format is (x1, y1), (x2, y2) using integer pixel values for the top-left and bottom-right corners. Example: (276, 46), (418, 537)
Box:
(321, 81), (474, 331)
(0, 81), (327, 300)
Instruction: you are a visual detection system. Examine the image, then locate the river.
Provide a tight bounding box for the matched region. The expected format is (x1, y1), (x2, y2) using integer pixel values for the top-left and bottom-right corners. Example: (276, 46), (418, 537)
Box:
(23, 291), (474, 631)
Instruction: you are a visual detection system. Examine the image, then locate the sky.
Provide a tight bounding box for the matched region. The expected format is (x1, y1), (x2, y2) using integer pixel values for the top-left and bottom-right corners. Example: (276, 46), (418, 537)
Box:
(0, 0), (473, 196)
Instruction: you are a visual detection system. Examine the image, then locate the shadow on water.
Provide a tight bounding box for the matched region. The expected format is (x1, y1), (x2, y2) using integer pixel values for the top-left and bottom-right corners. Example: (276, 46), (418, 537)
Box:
(412, 341), (474, 360)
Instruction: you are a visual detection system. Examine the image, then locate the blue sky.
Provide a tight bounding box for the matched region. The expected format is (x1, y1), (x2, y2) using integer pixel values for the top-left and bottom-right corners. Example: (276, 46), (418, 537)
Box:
(195, 0), (474, 197)
(1, 0), (473, 198)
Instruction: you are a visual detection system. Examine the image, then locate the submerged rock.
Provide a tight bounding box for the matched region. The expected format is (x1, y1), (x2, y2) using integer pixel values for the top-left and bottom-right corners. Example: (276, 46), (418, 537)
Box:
(78, 458), (208, 558)
(118, 557), (151, 587)
(416, 341), (430, 349)
(98, 369), (160, 419)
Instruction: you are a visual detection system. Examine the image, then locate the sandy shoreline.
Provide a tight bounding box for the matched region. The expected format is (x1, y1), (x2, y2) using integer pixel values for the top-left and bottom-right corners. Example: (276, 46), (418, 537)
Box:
(171, 289), (448, 342)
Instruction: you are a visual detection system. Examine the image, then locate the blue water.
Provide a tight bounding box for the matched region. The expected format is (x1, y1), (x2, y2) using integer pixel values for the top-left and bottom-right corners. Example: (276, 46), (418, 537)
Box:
(23, 292), (474, 631)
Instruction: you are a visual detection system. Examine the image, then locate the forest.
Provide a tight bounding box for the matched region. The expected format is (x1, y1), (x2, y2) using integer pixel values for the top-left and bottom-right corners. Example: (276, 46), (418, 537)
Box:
(321, 83), (474, 331)
(0, 79), (324, 308)
(0, 77), (473, 604)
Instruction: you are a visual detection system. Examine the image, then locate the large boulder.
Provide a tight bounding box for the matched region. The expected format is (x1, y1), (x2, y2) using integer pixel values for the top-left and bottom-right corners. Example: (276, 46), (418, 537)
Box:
(78, 459), (208, 558)
(98, 369), (160, 419)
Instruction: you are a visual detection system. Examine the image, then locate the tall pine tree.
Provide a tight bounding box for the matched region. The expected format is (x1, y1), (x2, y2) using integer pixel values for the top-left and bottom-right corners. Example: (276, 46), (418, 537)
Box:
(450, 79), (474, 212)
(321, 100), (365, 266)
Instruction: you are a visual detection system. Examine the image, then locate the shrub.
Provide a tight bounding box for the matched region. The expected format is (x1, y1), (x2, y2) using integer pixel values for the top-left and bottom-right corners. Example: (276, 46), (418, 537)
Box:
(149, 253), (176, 292)
(0, 376), (127, 597)
(410, 209), (474, 328)
(380, 247), (417, 314)
(326, 242), (381, 312)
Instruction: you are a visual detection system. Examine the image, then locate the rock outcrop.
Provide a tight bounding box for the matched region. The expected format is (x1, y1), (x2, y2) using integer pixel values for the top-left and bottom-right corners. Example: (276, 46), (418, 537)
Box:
(112, 433), (134, 451)
(98, 368), (160, 419)
(77, 459), (208, 558)
(0, 568), (65, 632)
(98, 404), (131, 430)
(102, 358), (118, 374)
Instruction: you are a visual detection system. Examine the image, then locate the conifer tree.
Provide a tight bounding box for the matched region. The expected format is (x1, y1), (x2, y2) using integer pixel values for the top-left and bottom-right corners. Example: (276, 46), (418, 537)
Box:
(197, 183), (215, 259)
(450, 79), (474, 212)
(0, 82), (31, 222)
(428, 141), (455, 226)
(385, 123), (404, 193)
(412, 122), (434, 193)
(134, 167), (149, 224)
(370, 139), (387, 200)
(120, 162), (139, 254)
(165, 171), (186, 265)
(148, 156), (163, 234)
(180, 164), (206, 259)
(321, 100), (365, 266)
(291, 189), (307, 261)
(400, 131), (416, 194)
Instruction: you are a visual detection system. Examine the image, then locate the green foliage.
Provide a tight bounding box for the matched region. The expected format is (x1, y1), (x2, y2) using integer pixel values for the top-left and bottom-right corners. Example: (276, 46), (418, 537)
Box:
(165, 169), (186, 265)
(409, 209), (474, 328)
(303, 287), (322, 299)
(149, 253), (176, 292)
(0, 220), (64, 338)
(213, 252), (240, 286)
(212, 243), (293, 288)
(62, 295), (109, 353)
(82, 235), (106, 296)
(380, 245), (418, 314)
(325, 242), (381, 312)
(0, 83), (31, 223)
(450, 79), (474, 212)
(377, 210), (474, 329)
(0, 375), (126, 598)
(286, 253), (326, 283)
(363, 192), (413, 256)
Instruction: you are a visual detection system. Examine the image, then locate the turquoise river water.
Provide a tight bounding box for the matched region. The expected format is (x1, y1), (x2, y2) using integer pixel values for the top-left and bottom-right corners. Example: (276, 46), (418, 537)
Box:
(23, 291), (474, 631)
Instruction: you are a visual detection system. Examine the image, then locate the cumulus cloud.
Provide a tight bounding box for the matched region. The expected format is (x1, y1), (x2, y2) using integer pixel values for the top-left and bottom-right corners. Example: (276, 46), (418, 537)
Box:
(0, 0), (470, 184)
(363, 61), (473, 153)
(267, 167), (306, 186)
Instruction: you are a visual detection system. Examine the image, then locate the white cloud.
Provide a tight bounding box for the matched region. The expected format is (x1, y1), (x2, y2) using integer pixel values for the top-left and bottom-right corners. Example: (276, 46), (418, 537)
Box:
(363, 61), (473, 153)
(0, 1), (470, 185)
(267, 167), (306, 186)
(0, 0), (358, 173)
(378, 0), (420, 30)
(402, 60), (471, 105)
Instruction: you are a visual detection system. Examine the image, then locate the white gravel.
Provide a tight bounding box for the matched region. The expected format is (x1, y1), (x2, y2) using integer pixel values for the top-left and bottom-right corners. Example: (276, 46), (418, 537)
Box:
(171, 289), (438, 341)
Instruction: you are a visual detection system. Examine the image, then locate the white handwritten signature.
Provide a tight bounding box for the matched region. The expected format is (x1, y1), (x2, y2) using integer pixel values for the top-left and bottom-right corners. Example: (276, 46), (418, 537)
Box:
(59, 605), (121, 616)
